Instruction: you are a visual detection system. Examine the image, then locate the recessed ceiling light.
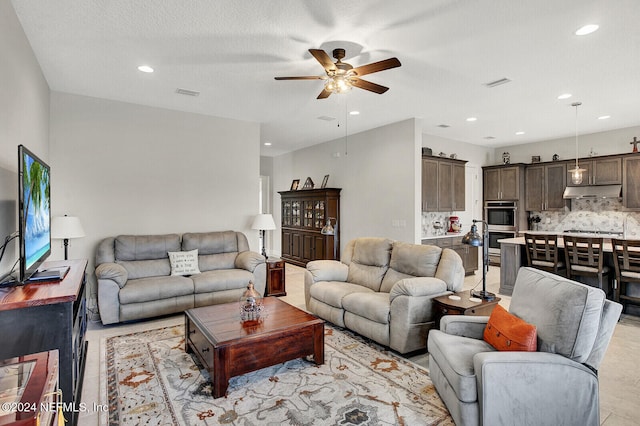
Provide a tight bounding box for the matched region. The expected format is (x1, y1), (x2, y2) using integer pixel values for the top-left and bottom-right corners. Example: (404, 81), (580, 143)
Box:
(349, 111), (360, 116)
(466, 117), (477, 122)
(516, 131), (525, 135)
(264, 142), (272, 146)
(597, 115), (611, 120)
(575, 24), (599, 36)
(557, 93), (572, 100)
(137, 65), (154, 73)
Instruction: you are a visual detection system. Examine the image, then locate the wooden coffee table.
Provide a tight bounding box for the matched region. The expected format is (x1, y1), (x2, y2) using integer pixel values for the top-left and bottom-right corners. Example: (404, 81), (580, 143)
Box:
(184, 297), (324, 398)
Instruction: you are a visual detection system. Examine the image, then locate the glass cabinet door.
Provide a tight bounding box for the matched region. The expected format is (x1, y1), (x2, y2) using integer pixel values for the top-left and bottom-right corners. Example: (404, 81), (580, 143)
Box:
(282, 201), (292, 226)
(292, 201), (301, 226)
(314, 200), (325, 229)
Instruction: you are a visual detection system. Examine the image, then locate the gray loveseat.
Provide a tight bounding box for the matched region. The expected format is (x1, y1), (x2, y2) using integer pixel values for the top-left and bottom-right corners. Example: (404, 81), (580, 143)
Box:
(304, 237), (465, 353)
(95, 231), (266, 325)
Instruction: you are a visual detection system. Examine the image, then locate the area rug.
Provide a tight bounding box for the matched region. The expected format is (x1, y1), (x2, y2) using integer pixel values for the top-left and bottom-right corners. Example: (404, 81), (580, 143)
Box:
(102, 324), (453, 425)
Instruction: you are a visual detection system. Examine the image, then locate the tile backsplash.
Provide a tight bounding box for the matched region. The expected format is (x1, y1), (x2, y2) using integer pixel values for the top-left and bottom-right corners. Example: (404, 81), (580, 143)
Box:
(529, 198), (639, 238)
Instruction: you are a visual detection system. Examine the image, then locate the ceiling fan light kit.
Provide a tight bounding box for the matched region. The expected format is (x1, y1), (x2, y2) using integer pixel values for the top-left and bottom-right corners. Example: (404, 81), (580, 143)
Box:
(275, 48), (401, 99)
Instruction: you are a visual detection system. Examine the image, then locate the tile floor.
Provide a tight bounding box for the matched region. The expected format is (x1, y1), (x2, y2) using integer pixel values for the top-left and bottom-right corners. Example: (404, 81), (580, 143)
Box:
(80, 264), (640, 425)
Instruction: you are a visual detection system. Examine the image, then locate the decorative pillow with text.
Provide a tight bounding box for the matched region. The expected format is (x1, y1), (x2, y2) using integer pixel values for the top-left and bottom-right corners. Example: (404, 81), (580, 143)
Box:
(168, 249), (201, 276)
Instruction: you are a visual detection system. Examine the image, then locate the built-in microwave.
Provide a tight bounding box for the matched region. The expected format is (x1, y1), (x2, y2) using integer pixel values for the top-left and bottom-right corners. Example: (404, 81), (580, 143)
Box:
(485, 201), (517, 230)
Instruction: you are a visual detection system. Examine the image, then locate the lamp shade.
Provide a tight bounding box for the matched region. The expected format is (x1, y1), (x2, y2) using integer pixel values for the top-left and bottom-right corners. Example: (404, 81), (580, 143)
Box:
(51, 216), (85, 239)
(462, 223), (483, 247)
(251, 214), (276, 231)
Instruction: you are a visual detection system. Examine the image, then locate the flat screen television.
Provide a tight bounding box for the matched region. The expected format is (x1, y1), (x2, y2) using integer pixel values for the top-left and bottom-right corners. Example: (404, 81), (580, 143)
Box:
(18, 145), (52, 282)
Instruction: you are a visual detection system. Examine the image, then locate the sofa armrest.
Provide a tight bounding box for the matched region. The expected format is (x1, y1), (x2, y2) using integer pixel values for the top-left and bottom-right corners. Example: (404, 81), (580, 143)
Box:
(440, 315), (489, 338)
(95, 262), (128, 288)
(235, 251), (265, 273)
(388, 277), (447, 302)
(306, 260), (349, 283)
(474, 351), (599, 425)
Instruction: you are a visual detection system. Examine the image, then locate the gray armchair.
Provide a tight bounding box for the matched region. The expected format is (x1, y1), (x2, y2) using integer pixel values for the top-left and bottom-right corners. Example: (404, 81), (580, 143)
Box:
(428, 267), (622, 426)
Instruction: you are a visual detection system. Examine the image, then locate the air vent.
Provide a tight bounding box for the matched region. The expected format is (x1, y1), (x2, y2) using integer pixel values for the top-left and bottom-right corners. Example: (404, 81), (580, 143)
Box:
(317, 116), (336, 121)
(485, 78), (511, 88)
(175, 88), (200, 97)
(437, 124), (450, 128)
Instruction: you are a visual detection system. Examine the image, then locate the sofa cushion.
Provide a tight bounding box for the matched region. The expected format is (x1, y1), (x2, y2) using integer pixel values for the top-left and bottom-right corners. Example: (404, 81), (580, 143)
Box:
(380, 243), (442, 292)
(342, 292), (391, 324)
(509, 267), (605, 363)
(118, 259), (171, 280)
(191, 269), (254, 294)
(309, 281), (374, 309)
(428, 329), (495, 403)
(347, 238), (392, 291)
(119, 275), (194, 304)
(115, 234), (181, 261)
(182, 231), (239, 255)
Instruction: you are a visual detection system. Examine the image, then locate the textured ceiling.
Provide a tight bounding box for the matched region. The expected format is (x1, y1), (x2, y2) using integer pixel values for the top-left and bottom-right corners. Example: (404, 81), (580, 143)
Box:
(11, 0), (640, 156)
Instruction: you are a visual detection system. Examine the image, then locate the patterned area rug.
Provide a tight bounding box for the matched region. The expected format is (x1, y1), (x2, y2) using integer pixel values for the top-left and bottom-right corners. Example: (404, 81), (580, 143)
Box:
(102, 324), (453, 425)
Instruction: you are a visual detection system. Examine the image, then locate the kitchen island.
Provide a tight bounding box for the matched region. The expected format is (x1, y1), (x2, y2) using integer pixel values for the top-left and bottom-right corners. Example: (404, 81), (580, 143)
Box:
(498, 231), (625, 297)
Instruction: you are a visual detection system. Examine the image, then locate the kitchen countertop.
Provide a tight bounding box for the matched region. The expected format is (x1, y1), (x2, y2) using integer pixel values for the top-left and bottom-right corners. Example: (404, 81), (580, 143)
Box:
(421, 233), (465, 240)
(498, 234), (629, 253)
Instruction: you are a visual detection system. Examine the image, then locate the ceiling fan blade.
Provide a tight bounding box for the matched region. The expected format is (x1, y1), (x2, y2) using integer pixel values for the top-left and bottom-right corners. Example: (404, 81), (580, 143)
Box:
(317, 88), (332, 99)
(351, 57), (401, 77)
(351, 78), (389, 94)
(309, 49), (336, 72)
(274, 76), (323, 80)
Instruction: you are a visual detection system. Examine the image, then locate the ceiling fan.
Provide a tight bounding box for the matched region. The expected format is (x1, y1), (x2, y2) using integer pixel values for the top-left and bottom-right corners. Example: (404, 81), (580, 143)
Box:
(275, 48), (401, 99)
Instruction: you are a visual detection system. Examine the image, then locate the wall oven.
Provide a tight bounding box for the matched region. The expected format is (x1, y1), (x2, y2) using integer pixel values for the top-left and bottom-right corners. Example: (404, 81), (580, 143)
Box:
(485, 201), (518, 263)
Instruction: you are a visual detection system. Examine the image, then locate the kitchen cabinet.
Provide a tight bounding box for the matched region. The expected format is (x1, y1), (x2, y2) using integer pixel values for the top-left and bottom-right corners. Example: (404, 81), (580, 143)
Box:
(566, 156), (622, 186)
(623, 155), (640, 210)
(279, 188), (341, 267)
(525, 162), (567, 211)
(426, 236), (478, 275)
(483, 165), (523, 201)
(422, 156), (466, 212)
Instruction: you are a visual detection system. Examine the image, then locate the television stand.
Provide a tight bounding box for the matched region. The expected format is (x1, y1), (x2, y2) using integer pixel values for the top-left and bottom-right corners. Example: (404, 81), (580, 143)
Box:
(26, 265), (70, 282)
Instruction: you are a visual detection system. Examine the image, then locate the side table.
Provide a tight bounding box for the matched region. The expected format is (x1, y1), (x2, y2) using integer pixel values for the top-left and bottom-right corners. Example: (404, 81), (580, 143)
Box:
(432, 292), (501, 328)
(265, 258), (286, 296)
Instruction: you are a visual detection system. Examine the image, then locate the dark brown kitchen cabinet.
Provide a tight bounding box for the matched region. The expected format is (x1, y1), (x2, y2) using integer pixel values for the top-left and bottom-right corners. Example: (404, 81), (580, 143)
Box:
(425, 237), (478, 275)
(623, 156), (640, 210)
(525, 163), (566, 211)
(483, 165), (522, 201)
(566, 156), (622, 186)
(279, 188), (340, 267)
(422, 156), (466, 212)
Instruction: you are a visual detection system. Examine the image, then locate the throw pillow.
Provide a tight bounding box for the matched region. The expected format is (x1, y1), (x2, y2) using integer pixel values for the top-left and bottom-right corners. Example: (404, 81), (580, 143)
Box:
(168, 249), (201, 276)
(483, 304), (537, 351)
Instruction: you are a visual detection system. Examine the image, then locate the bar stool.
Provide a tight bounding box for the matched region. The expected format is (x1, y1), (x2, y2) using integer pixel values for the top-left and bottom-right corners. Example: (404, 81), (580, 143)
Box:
(611, 238), (640, 312)
(563, 235), (610, 291)
(524, 233), (565, 276)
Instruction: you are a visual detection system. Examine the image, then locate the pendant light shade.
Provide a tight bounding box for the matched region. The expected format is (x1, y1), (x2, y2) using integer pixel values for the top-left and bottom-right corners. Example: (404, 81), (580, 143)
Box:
(570, 102), (586, 185)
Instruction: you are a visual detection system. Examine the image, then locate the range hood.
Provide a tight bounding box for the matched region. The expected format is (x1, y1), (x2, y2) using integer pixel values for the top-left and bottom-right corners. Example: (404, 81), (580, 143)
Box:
(563, 184), (622, 199)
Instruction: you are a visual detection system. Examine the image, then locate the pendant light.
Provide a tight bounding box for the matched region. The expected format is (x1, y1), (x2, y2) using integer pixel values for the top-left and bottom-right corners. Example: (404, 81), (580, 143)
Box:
(570, 102), (586, 185)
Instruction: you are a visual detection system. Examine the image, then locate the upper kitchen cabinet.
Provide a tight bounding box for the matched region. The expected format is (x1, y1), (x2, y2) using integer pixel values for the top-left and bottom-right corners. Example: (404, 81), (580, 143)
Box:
(422, 156), (466, 212)
(483, 164), (524, 201)
(623, 155), (640, 210)
(566, 155), (622, 186)
(525, 162), (567, 211)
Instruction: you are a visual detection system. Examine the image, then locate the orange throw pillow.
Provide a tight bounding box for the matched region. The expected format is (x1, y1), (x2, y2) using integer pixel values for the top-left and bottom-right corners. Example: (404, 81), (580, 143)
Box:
(483, 304), (537, 351)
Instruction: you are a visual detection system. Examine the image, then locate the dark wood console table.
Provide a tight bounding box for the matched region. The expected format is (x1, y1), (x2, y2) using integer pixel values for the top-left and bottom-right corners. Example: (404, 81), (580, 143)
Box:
(0, 259), (88, 426)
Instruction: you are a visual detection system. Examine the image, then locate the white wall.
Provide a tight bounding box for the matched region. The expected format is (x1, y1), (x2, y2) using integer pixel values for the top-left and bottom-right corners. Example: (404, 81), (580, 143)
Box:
(272, 118), (421, 256)
(0, 1), (50, 278)
(49, 92), (261, 302)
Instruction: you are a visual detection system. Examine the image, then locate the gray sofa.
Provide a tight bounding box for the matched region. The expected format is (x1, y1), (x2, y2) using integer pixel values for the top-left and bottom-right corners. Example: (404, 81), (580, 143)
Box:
(95, 231), (266, 325)
(304, 237), (465, 353)
(428, 267), (622, 426)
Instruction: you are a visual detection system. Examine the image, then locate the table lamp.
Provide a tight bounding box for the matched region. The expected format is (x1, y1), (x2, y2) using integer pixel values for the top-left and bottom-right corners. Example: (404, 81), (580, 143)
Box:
(251, 214), (276, 258)
(51, 215), (86, 260)
(462, 219), (496, 301)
